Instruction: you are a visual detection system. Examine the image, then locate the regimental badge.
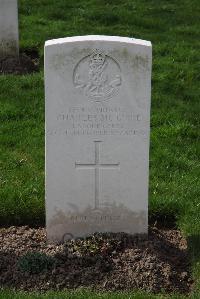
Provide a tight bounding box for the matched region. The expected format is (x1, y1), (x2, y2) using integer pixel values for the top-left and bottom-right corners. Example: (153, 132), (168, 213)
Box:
(73, 50), (122, 102)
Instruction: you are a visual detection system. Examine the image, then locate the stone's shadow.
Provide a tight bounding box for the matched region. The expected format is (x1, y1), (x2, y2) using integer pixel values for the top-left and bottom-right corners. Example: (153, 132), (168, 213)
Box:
(148, 228), (190, 274)
(0, 49), (39, 75)
(23, 48), (39, 61)
(187, 234), (200, 265)
(149, 212), (178, 229)
(54, 228), (193, 293)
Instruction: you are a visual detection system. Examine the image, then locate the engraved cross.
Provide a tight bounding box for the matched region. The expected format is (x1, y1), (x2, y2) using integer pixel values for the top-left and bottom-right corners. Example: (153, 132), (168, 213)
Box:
(75, 141), (120, 210)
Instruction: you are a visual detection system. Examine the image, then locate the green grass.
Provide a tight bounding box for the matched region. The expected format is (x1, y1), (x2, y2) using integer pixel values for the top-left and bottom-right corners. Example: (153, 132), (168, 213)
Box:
(0, 0), (200, 297)
(0, 289), (199, 299)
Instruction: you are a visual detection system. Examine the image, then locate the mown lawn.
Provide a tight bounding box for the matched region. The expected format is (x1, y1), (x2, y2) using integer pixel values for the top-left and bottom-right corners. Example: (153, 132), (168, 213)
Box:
(0, 0), (200, 297)
(1, 289), (199, 299)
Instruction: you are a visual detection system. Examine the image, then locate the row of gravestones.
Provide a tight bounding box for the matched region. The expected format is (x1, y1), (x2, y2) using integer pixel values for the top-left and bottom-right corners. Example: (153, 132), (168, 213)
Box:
(1, 1), (152, 244)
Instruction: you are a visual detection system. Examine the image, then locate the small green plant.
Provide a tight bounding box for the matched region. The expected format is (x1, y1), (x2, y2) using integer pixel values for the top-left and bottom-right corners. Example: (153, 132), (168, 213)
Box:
(17, 251), (55, 274)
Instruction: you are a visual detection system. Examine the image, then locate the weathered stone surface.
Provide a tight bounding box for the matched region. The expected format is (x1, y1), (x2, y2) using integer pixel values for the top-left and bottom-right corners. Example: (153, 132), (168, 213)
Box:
(0, 0), (19, 58)
(45, 35), (152, 243)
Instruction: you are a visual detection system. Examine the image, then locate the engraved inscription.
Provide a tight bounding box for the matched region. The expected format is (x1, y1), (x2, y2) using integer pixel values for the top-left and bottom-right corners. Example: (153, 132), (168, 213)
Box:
(73, 50), (122, 101)
(50, 106), (145, 137)
(75, 141), (120, 210)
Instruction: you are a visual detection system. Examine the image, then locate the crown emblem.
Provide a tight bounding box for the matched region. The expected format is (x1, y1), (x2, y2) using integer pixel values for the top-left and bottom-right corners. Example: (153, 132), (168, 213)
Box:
(74, 49), (122, 101)
(90, 50), (106, 66)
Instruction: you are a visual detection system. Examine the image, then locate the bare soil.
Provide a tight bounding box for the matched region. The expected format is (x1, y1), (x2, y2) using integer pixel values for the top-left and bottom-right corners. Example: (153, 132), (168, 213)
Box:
(0, 50), (39, 75)
(0, 226), (193, 294)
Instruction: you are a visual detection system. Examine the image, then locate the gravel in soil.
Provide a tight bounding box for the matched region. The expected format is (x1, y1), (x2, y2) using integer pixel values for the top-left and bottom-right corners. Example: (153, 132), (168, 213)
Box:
(0, 52), (39, 75)
(0, 226), (193, 294)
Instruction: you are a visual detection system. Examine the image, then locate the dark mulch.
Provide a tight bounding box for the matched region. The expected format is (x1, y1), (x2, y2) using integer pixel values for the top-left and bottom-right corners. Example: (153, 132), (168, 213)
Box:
(0, 51), (39, 75)
(0, 226), (193, 294)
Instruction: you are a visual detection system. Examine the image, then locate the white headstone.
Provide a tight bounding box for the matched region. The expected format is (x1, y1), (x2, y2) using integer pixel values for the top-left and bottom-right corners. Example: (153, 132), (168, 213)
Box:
(0, 0), (19, 58)
(45, 35), (152, 243)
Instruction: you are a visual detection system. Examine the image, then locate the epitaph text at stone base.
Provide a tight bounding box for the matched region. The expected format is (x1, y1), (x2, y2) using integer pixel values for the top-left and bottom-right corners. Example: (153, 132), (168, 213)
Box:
(45, 35), (152, 243)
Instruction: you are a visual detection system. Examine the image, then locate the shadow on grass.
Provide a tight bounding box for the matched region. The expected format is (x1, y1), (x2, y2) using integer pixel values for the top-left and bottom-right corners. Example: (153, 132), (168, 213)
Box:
(149, 211), (178, 229)
(186, 234), (200, 295)
(187, 235), (200, 275)
(0, 47), (40, 75)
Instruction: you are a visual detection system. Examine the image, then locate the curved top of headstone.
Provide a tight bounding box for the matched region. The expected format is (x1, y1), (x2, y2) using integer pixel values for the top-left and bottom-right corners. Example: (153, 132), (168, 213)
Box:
(45, 35), (151, 48)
